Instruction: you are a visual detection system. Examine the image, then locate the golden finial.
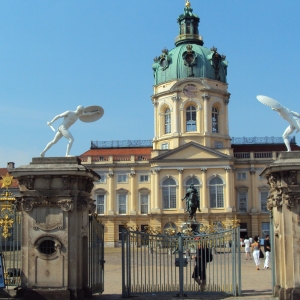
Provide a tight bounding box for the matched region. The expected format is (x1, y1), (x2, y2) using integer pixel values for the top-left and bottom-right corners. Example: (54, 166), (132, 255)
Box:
(1, 173), (14, 190)
(186, 0), (191, 8)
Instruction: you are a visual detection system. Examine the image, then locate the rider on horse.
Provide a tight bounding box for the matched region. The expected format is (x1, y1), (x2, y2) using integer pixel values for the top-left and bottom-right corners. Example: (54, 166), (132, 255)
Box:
(182, 184), (201, 214)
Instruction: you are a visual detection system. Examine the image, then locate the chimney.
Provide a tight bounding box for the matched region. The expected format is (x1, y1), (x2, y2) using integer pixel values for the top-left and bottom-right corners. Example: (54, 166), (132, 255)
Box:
(7, 162), (15, 170)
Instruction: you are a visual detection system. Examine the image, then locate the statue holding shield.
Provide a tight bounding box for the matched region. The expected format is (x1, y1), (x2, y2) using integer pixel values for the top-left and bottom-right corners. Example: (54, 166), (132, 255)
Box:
(40, 105), (104, 157)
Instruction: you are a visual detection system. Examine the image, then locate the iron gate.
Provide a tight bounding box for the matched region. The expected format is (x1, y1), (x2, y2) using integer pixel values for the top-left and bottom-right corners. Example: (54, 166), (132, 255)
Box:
(88, 213), (105, 294)
(122, 227), (241, 298)
(0, 189), (22, 287)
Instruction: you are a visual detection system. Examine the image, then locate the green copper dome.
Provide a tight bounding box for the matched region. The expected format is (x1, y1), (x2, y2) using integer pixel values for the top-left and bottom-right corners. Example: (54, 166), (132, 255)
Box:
(152, 1), (228, 85)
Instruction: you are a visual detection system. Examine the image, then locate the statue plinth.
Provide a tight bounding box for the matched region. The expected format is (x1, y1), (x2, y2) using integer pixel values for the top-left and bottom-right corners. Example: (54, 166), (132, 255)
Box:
(261, 151), (300, 299)
(11, 157), (99, 300)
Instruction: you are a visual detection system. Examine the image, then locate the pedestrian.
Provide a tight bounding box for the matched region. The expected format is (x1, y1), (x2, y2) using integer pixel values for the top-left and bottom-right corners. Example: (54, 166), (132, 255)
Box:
(244, 236), (251, 260)
(264, 235), (271, 269)
(249, 236), (253, 244)
(192, 242), (211, 291)
(252, 236), (261, 270)
(240, 237), (244, 250)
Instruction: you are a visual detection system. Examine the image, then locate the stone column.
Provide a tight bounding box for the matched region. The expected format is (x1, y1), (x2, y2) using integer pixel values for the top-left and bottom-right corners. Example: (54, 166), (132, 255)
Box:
(107, 169), (114, 215)
(202, 94), (210, 134)
(177, 168), (184, 213)
(11, 157), (99, 300)
(201, 168), (208, 213)
(260, 152), (300, 299)
(225, 167), (233, 212)
(151, 169), (161, 213)
(130, 168), (136, 215)
(171, 95), (180, 134)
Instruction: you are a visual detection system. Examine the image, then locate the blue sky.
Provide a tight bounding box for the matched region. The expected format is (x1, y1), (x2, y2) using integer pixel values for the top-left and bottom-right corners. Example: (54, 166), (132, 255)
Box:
(1, 0), (300, 167)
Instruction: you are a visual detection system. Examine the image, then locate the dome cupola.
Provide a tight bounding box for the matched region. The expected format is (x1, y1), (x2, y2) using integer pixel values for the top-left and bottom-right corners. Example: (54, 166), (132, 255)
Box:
(152, 1), (228, 86)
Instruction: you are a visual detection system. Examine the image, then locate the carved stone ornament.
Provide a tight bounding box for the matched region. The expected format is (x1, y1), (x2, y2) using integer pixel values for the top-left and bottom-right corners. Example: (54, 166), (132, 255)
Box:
(62, 177), (76, 190)
(15, 197), (74, 212)
(18, 177), (35, 190)
(266, 171), (300, 209)
(57, 199), (74, 212)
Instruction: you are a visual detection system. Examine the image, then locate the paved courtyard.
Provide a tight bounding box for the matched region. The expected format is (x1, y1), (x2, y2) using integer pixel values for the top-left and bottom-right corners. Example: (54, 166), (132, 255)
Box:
(91, 247), (276, 300)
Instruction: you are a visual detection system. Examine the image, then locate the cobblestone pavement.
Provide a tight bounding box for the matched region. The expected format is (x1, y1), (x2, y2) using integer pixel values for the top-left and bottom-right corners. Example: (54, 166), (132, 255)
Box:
(90, 248), (277, 300)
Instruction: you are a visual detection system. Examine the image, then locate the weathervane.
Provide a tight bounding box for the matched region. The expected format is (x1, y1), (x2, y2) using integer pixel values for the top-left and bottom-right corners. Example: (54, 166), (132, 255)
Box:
(186, 0), (191, 8)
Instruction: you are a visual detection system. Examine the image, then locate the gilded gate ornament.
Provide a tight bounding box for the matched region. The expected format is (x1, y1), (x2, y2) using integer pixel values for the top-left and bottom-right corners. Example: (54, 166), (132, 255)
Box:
(0, 173), (16, 239)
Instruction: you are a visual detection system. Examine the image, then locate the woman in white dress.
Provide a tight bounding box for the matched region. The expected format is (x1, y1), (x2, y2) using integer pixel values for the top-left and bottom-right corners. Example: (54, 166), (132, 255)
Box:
(251, 236), (261, 270)
(244, 236), (251, 260)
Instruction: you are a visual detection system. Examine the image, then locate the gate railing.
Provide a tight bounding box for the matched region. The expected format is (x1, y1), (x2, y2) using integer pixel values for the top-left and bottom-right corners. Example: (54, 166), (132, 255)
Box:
(122, 227), (241, 298)
(88, 213), (105, 294)
(0, 186), (22, 287)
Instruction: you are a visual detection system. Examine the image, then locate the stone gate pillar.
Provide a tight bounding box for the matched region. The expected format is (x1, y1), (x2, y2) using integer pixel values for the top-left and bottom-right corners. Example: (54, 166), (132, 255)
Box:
(261, 152), (300, 300)
(11, 157), (99, 300)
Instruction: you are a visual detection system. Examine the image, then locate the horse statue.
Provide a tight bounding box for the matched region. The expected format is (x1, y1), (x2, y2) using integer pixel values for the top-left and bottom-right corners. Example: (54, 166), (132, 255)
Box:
(182, 184), (201, 221)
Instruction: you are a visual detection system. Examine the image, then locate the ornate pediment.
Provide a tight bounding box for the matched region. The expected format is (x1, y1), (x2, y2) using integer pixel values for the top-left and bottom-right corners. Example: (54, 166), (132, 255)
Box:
(151, 142), (231, 162)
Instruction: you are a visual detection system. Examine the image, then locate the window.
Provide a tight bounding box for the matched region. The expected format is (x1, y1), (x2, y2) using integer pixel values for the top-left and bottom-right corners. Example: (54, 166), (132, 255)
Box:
(96, 195), (105, 214)
(261, 222), (270, 238)
(140, 194), (149, 214)
(118, 194), (127, 214)
(214, 141), (223, 149)
(186, 106), (196, 132)
(238, 192), (247, 212)
(237, 172), (247, 180)
(95, 173), (106, 183)
(118, 174), (127, 183)
(119, 225), (126, 241)
(209, 177), (224, 208)
(212, 107), (219, 133)
(162, 177), (177, 209)
(140, 175), (149, 182)
(161, 143), (169, 149)
(164, 109), (171, 134)
(260, 191), (268, 212)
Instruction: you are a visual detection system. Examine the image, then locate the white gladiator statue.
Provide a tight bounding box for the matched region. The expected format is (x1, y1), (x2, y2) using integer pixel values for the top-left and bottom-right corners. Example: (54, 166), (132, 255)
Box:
(257, 95), (300, 151)
(40, 105), (104, 157)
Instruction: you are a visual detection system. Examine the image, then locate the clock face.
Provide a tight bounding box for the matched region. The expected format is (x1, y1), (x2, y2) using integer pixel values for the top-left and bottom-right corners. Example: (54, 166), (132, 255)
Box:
(183, 84), (197, 98)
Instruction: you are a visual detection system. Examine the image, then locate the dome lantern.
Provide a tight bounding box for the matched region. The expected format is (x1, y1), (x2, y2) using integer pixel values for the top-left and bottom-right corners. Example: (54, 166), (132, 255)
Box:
(175, 1), (203, 47)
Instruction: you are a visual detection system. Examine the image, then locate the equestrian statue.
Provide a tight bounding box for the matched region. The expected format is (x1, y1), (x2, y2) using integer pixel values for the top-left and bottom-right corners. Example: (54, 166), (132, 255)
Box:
(182, 184), (201, 221)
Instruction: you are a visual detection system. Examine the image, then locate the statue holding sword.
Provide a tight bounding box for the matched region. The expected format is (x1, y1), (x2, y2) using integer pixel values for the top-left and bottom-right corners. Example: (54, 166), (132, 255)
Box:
(40, 105), (104, 157)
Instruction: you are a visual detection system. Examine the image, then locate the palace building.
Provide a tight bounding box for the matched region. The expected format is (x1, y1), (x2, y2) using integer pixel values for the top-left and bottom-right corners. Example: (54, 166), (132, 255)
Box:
(80, 2), (300, 247)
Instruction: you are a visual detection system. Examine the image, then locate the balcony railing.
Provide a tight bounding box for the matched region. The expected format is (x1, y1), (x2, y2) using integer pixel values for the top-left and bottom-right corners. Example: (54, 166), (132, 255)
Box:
(254, 152), (272, 158)
(234, 151), (275, 160)
(80, 155), (151, 163)
(234, 152), (250, 159)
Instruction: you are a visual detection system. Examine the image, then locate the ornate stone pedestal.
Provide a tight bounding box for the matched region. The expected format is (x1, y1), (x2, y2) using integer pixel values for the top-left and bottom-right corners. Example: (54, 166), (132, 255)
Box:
(11, 157), (99, 300)
(261, 152), (300, 300)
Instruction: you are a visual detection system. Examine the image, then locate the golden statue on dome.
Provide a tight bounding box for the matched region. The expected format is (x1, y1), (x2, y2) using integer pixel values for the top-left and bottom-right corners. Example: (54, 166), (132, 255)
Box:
(186, 0), (191, 8)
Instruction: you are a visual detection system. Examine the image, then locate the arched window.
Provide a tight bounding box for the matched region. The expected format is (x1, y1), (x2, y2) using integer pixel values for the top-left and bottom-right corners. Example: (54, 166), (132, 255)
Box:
(212, 107), (218, 133)
(164, 109), (171, 134)
(186, 106), (196, 132)
(162, 177), (176, 209)
(185, 177), (200, 192)
(209, 177), (224, 208)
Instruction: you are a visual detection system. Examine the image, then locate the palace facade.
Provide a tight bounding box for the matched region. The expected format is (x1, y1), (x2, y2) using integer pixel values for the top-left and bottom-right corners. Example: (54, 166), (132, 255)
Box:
(80, 2), (300, 247)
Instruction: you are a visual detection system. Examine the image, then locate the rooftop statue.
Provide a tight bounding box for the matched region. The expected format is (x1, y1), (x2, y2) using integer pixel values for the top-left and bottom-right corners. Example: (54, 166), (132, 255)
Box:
(40, 105), (104, 157)
(257, 95), (300, 151)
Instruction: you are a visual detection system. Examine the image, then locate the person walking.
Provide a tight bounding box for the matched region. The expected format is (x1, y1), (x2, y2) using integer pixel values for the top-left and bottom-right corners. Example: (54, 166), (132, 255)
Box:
(244, 236), (251, 260)
(192, 242), (211, 291)
(264, 235), (271, 269)
(252, 236), (261, 270)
